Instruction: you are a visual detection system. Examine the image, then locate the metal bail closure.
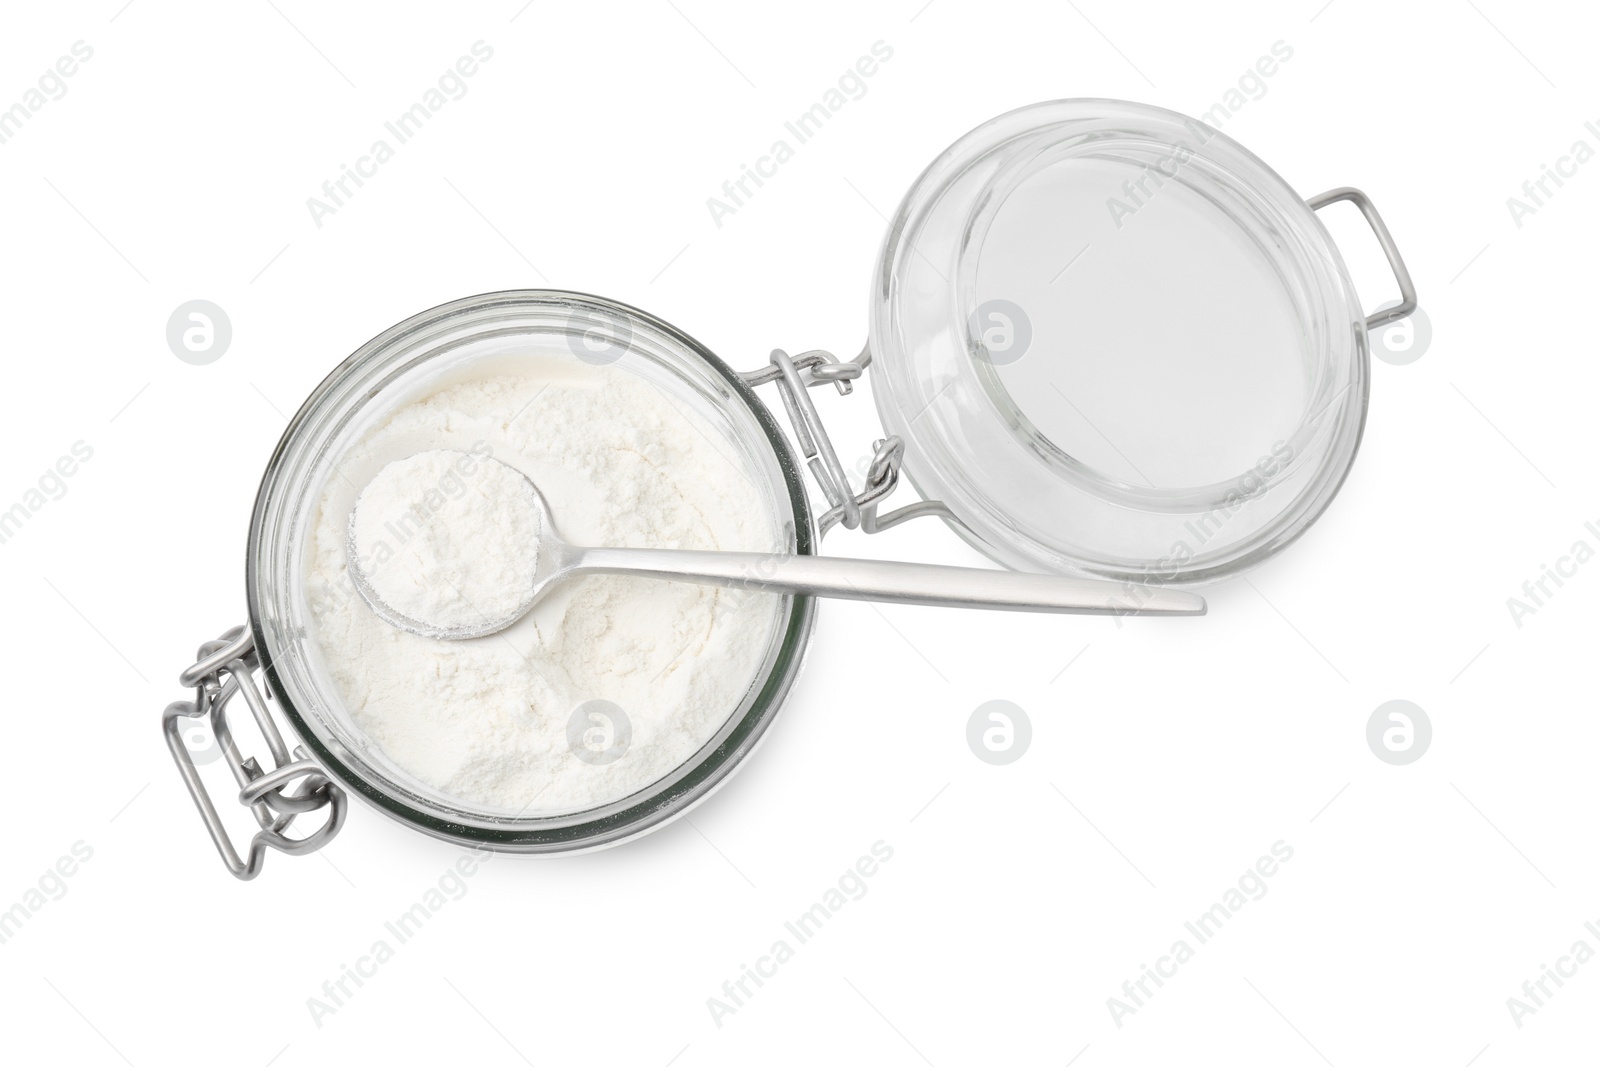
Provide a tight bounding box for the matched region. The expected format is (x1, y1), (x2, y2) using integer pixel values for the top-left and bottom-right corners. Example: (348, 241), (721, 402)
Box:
(1306, 187), (1418, 330)
(740, 345), (953, 536)
(163, 626), (347, 880)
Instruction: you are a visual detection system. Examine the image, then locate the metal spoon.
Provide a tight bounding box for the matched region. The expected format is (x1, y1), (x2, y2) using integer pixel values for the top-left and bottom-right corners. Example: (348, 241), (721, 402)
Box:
(347, 451), (1205, 639)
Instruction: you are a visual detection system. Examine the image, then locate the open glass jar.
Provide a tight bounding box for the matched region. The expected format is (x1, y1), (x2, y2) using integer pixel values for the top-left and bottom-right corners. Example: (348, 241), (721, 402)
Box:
(163, 98), (1415, 878)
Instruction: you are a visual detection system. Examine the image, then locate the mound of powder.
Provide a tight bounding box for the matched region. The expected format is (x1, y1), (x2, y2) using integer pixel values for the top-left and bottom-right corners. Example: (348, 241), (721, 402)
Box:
(304, 358), (782, 814)
(349, 449), (543, 635)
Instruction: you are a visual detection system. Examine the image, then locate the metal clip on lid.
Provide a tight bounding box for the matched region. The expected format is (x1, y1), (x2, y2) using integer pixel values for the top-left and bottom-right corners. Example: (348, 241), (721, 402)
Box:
(162, 627), (347, 880)
(1306, 186), (1418, 330)
(741, 346), (952, 537)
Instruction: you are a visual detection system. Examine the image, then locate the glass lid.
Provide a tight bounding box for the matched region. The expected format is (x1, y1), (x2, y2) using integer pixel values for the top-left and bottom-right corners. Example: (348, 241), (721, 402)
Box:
(869, 99), (1370, 588)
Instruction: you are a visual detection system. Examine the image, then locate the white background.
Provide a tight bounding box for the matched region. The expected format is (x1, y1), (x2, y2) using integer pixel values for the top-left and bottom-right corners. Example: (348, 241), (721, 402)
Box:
(1, 1), (1596, 1064)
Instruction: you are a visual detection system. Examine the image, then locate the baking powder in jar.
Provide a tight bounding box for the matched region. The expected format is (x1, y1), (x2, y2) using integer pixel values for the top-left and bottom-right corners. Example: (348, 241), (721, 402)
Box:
(303, 356), (782, 814)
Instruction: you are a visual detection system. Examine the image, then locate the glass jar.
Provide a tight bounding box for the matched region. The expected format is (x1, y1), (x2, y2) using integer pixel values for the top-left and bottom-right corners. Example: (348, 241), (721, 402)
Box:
(165, 292), (818, 875)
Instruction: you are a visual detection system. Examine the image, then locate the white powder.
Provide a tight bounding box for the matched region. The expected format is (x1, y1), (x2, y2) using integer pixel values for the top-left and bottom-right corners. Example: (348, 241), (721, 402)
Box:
(305, 357), (782, 814)
(349, 449), (543, 634)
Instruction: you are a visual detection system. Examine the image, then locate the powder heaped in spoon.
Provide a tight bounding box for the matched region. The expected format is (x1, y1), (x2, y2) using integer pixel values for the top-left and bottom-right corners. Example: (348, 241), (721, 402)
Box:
(348, 449), (542, 634)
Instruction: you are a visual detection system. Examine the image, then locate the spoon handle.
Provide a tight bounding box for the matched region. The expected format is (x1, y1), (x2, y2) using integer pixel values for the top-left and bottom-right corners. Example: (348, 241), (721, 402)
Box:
(573, 548), (1205, 617)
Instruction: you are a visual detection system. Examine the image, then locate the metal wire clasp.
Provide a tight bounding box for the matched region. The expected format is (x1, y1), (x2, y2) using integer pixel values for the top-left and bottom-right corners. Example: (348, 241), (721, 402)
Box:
(162, 626), (346, 880)
(741, 345), (952, 537)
